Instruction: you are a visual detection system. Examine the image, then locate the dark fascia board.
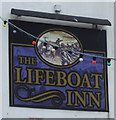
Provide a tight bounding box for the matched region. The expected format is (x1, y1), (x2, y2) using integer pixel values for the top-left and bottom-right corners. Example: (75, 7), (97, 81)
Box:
(11, 8), (111, 26)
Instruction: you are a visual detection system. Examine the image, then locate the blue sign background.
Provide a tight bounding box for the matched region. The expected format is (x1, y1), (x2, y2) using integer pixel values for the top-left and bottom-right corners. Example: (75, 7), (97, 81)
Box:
(10, 44), (108, 111)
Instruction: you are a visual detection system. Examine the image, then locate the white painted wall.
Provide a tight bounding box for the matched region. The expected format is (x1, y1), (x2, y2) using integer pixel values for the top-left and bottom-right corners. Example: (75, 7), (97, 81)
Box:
(114, 2), (116, 120)
(0, 2), (2, 120)
(2, 2), (114, 118)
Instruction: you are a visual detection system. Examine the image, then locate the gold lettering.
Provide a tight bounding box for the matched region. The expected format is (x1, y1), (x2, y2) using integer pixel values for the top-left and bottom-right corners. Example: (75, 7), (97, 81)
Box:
(80, 73), (92, 88)
(15, 67), (26, 83)
(66, 91), (73, 106)
(24, 57), (31, 64)
(18, 56), (37, 65)
(91, 74), (103, 89)
(32, 57), (37, 65)
(88, 92), (101, 108)
(18, 56), (23, 64)
(68, 72), (81, 87)
(45, 70), (55, 86)
(56, 71), (67, 86)
(74, 91), (87, 107)
(25, 68), (33, 84)
(34, 69), (44, 85)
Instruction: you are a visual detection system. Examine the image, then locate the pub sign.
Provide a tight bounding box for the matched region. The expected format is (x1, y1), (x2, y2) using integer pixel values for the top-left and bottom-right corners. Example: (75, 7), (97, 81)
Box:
(9, 20), (109, 111)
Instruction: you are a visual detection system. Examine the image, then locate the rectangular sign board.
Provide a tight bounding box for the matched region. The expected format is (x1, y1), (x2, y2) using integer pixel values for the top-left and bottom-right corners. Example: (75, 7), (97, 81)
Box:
(9, 19), (109, 112)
